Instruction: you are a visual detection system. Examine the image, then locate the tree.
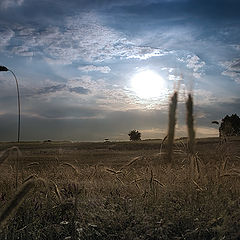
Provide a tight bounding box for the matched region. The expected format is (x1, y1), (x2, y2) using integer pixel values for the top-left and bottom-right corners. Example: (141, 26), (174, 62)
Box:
(128, 130), (141, 141)
(219, 114), (240, 137)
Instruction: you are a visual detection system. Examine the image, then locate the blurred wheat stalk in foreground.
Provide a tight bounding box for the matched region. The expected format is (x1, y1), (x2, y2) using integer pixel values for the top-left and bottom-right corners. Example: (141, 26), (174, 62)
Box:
(167, 91), (178, 164)
(186, 94), (195, 155)
(167, 91), (196, 165)
(0, 180), (35, 229)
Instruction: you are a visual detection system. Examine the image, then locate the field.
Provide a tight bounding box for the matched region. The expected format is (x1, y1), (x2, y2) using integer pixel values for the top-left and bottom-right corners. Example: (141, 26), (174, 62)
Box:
(0, 137), (240, 240)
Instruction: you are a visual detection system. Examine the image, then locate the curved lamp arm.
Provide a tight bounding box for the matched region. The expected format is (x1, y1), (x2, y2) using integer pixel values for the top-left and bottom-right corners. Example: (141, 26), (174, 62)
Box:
(0, 66), (21, 142)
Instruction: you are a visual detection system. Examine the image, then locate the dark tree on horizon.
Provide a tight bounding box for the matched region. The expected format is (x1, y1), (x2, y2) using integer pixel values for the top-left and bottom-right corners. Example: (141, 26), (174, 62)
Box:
(128, 130), (141, 141)
(219, 114), (240, 137)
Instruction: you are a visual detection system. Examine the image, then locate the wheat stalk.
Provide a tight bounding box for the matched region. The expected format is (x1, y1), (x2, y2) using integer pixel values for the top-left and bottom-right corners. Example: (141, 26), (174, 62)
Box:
(159, 135), (168, 159)
(0, 149), (10, 165)
(22, 174), (38, 184)
(61, 162), (79, 174)
(186, 94), (195, 155)
(50, 180), (62, 202)
(153, 178), (165, 187)
(0, 147), (20, 166)
(27, 162), (40, 167)
(119, 156), (142, 171)
(130, 178), (144, 184)
(105, 168), (122, 175)
(0, 180), (35, 229)
(0, 147), (21, 189)
(167, 91), (178, 164)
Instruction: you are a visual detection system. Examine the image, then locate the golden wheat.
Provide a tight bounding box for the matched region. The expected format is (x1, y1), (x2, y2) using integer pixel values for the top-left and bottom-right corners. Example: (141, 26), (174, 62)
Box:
(119, 156), (143, 170)
(50, 180), (62, 202)
(61, 162), (79, 174)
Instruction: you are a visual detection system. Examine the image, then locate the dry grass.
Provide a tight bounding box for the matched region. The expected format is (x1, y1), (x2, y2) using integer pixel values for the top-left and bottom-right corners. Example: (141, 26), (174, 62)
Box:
(0, 143), (239, 239)
(0, 180), (35, 229)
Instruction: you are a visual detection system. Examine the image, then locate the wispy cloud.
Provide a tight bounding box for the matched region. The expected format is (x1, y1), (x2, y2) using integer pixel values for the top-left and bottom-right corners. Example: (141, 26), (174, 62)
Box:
(221, 59), (240, 83)
(0, 0), (24, 9)
(231, 45), (240, 51)
(2, 13), (170, 64)
(78, 65), (111, 73)
(0, 27), (14, 49)
(11, 46), (34, 57)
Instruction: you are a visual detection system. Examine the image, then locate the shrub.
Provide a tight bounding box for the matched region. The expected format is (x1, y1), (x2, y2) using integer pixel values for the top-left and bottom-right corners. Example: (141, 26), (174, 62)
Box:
(128, 130), (141, 141)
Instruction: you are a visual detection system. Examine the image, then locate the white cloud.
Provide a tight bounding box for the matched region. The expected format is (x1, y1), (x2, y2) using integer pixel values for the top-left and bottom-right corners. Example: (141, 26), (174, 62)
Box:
(177, 54), (205, 79)
(11, 46), (34, 57)
(125, 46), (167, 60)
(78, 65), (111, 73)
(168, 74), (182, 81)
(161, 67), (174, 73)
(0, 28), (14, 49)
(186, 55), (205, 72)
(4, 13), (169, 64)
(0, 0), (24, 9)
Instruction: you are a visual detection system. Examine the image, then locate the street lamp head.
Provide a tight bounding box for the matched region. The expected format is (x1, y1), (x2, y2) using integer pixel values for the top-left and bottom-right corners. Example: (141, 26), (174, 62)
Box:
(0, 65), (21, 143)
(0, 66), (9, 72)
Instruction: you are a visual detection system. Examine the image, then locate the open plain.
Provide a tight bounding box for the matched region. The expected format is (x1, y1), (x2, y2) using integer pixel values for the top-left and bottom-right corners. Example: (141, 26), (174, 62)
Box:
(0, 137), (240, 239)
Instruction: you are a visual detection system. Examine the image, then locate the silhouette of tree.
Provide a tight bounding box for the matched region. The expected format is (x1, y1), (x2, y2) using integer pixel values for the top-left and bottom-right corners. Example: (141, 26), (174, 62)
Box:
(219, 114), (240, 137)
(128, 130), (141, 141)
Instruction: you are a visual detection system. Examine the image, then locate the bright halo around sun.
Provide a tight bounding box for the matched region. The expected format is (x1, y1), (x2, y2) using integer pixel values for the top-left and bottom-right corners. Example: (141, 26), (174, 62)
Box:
(131, 70), (166, 98)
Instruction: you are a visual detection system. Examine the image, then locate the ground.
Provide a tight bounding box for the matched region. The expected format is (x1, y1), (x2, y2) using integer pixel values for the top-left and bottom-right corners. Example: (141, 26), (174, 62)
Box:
(0, 137), (239, 239)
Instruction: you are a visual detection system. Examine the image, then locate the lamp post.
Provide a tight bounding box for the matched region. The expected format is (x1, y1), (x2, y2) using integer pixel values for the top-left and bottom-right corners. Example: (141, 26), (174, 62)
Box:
(0, 66), (21, 143)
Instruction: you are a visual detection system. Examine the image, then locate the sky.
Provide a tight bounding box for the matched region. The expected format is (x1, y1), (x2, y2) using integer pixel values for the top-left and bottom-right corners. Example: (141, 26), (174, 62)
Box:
(0, 0), (240, 141)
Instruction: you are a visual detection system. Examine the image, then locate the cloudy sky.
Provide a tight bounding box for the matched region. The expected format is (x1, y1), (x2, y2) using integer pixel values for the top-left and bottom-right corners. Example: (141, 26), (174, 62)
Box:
(0, 0), (240, 141)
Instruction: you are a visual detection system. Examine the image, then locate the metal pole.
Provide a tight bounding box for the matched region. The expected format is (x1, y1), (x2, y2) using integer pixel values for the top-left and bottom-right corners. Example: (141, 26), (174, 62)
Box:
(0, 66), (21, 142)
(9, 70), (21, 143)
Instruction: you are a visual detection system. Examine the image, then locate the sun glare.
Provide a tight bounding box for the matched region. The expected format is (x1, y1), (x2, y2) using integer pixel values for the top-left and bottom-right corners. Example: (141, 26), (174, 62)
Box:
(131, 70), (166, 98)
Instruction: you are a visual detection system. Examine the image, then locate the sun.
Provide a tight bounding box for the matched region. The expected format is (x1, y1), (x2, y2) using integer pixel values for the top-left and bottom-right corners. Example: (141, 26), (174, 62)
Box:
(131, 70), (166, 98)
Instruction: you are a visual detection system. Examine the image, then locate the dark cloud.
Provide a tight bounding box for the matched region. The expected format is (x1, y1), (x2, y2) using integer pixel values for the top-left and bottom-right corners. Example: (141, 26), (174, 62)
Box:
(2, 0), (239, 26)
(230, 59), (240, 71)
(35, 85), (90, 95)
(0, 0), (169, 25)
(69, 87), (90, 94)
(0, 97), (239, 141)
(37, 84), (66, 95)
(117, 0), (240, 20)
(194, 98), (240, 127)
(0, 109), (168, 141)
(35, 106), (102, 119)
